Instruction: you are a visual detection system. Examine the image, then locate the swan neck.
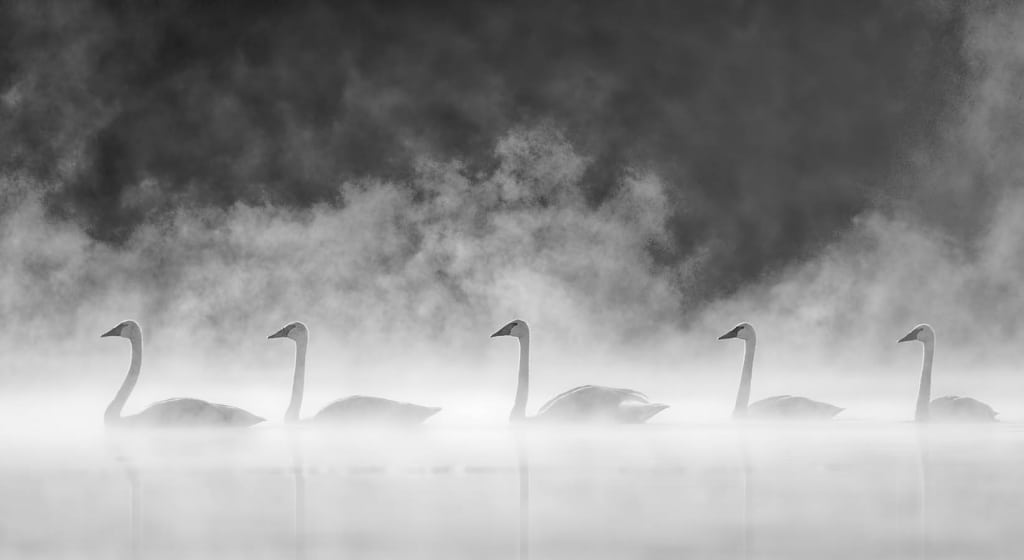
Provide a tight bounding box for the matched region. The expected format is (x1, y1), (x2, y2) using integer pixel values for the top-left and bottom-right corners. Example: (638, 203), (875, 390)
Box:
(105, 333), (142, 423)
(510, 335), (530, 422)
(733, 338), (756, 418)
(285, 337), (307, 423)
(915, 340), (934, 422)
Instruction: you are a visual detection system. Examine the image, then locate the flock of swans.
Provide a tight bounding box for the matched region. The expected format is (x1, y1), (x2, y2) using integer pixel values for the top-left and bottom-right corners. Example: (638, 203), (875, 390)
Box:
(98, 318), (998, 427)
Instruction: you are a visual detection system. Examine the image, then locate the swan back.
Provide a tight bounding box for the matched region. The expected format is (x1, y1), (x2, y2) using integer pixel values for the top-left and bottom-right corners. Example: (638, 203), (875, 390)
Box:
(928, 396), (997, 422)
(534, 385), (668, 423)
(117, 398), (265, 428)
(311, 396), (441, 425)
(745, 395), (844, 420)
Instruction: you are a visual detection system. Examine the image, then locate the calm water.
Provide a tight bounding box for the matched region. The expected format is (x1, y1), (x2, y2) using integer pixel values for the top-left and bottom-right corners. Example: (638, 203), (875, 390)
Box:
(0, 424), (1021, 559)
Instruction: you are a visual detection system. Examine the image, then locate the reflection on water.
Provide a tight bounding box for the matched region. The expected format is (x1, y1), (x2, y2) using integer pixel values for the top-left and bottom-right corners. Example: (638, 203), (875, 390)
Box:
(516, 432), (529, 560)
(0, 424), (1021, 559)
(289, 434), (306, 560)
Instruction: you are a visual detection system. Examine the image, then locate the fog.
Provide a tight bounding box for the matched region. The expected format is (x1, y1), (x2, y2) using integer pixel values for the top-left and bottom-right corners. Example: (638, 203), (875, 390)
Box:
(4, 125), (1022, 427)
(2, 2), (1024, 557)
(0, 2), (1020, 426)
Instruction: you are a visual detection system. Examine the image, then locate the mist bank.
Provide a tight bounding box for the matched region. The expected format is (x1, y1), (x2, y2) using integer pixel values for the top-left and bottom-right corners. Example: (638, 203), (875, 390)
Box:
(1, 121), (1023, 425)
(2, 1), (1024, 425)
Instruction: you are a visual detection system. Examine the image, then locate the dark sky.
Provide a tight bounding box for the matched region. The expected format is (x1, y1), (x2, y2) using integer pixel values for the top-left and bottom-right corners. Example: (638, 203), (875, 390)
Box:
(0, 0), (979, 300)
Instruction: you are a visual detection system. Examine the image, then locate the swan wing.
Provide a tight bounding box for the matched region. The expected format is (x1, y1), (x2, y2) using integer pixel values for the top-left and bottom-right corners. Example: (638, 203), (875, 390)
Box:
(534, 385), (667, 423)
(929, 396), (998, 422)
(310, 395), (441, 425)
(537, 385), (649, 413)
(749, 395), (792, 407)
(748, 395), (843, 420)
(122, 398), (265, 427)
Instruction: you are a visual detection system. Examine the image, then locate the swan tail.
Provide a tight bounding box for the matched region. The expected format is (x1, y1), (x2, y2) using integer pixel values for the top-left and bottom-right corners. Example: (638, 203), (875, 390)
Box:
(803, 400), (843, 419)
(219, 405), (265, 426)
(822, 404), (844, 418)
(408, 405), (442, 423)
(621, 402), (669, 423)
(238, 412), (266, 426)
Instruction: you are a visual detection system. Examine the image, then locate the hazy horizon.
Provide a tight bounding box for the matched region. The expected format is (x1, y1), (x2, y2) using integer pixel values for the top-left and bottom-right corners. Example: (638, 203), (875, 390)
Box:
(3, 1), (1024, 429)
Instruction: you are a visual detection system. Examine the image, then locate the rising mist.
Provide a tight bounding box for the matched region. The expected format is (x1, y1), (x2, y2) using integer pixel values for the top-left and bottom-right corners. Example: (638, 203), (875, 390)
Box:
(0, 1), (1022, 426)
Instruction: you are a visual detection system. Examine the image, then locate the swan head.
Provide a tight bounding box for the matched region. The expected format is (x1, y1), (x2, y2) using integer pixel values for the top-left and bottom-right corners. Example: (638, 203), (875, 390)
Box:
(491, 319), (530, 339)
(101, 320), (141, 340)
(718, 322), (755, 342)
(898, 323), (934, 344)
(268, 321), (308, 342)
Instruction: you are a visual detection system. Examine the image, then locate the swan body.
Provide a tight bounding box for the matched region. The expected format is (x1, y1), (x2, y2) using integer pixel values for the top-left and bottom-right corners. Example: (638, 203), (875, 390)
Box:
(491, 320), (668, 423)
(535, 385), (669, 423)
(719, 323), (842, 420)
(101, 321), (265, 428)
(269, 322), (440, 425)
(927, 396), (997, 422)
(117, 398), (265, 427)
(746, 395), (843, 419)
(899, 324), (997, 422)
(309, 395), (441, 424)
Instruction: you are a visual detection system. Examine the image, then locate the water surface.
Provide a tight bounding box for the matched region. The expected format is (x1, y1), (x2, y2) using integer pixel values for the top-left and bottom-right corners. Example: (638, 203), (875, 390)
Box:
(0, 424), (1019, 559)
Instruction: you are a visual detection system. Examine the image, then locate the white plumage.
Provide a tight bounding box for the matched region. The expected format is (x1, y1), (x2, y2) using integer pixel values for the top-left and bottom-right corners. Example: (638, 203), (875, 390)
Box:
(745, 395), (843, 419)
(534, 385), (668, 423)
(268, 322), (440, 425)
(899, 324), (997, 422)
(491, 319), (668, 423)
(308, 395), (441, 424)
(719, 322), (842, 420)
(102, 321), (264, 428)
(927, 396), (997, 421)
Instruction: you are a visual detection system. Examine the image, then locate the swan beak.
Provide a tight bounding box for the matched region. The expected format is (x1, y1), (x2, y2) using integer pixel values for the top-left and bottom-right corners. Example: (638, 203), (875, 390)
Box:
(718, 327), (740, 340)
(898, 326), (923, 343)
(100, 326), (121, 338)
(491, 323), (515, 338)
(268, 327), (290, 339)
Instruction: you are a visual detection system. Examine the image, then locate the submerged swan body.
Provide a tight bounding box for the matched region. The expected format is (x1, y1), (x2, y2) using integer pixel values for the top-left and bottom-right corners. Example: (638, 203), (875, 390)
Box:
(310, 395), (441, 424)
(268, 322), (440, 425)
(102, 321), (264, 428)
(745, 395), (843, 418)
(898, 324), (997, 422)
(491, 319), (668, 423)
(719, 323), (842, 420)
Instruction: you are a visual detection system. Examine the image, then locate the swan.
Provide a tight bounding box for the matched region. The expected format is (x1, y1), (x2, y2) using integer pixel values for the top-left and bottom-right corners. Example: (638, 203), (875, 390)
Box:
(718, 322), (842, 420)
(268, 321), (441, 424)
(490, 319), (668, 423)
(898, 323), (997, 422)
(101, 320), (265, 427)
